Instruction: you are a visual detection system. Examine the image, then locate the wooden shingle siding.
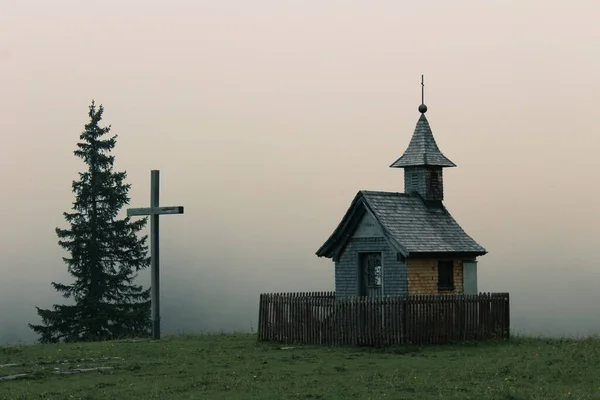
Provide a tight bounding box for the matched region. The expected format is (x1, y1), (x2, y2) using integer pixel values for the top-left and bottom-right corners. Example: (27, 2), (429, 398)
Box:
(404, 166), (444, 201)
(334, 237), (407, 297)
(407, 259), (463, 294)
(425, 167), (443, 200)
(453, 261), (464, 293)
(352, 212), (383, 238)
(404, 167), (427, 196)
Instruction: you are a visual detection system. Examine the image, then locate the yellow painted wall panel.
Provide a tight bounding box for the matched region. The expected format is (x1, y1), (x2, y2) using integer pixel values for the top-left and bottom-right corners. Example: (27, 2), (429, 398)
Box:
(407, 259), (463, 295)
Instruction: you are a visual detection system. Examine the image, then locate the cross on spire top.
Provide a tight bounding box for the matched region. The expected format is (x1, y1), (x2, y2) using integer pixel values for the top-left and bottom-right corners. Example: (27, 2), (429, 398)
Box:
(419, 74), (428, 114)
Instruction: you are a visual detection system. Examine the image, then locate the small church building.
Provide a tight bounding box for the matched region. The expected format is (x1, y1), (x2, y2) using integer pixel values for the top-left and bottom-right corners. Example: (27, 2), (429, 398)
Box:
(316, 89), (487, 298)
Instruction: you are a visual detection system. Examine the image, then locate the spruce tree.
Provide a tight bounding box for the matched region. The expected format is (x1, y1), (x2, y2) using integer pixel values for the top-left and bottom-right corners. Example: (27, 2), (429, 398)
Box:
(29, 101), (151, 343)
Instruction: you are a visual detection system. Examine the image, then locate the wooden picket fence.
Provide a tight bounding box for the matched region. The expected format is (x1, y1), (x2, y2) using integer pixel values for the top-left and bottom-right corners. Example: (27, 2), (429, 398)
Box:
(257, 292), (510, 346)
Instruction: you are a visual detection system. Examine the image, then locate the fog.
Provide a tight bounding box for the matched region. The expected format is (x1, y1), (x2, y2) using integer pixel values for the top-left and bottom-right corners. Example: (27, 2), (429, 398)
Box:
(2, 0), (600, 345)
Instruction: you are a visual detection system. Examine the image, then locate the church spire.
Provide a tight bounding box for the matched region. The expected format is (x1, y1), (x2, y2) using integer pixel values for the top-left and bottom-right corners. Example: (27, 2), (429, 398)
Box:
(389, 76), (455, 201)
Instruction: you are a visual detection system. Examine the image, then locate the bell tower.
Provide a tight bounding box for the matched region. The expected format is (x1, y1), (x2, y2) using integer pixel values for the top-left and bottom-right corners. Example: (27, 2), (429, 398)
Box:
(390, 76), (456, 202)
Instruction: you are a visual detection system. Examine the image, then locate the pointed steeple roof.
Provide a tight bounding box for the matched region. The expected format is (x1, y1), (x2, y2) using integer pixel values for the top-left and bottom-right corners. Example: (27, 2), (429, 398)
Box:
(390, 113), (456, 168)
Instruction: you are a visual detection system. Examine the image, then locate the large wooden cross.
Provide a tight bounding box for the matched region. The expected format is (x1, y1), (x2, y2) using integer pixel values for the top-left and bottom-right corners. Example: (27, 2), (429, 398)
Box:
(127, 170), (184, 340)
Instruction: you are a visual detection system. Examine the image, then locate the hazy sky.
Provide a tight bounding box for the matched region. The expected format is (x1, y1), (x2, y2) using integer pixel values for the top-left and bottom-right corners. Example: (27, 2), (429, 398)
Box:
(2, 0), (600, 344)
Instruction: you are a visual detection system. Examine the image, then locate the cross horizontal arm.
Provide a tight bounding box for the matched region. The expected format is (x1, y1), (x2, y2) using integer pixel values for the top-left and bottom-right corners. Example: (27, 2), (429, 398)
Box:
(127, 206), (184, 217)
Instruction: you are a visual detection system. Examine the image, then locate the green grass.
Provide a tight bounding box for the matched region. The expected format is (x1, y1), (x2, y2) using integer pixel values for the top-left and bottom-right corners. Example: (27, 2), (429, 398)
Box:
(1, 333), (600, 400)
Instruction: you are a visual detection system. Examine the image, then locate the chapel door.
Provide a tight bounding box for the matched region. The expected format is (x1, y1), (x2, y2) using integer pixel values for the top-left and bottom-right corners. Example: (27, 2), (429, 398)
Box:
(359, 252), (383, 297)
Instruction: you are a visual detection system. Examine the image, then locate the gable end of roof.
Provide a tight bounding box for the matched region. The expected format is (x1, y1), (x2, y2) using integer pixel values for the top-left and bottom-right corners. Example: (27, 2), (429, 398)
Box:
(316, 191), (410, 259)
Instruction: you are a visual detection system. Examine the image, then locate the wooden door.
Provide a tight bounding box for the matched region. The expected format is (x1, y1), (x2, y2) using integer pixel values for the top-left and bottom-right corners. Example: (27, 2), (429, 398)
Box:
(359, 252), (382, 297)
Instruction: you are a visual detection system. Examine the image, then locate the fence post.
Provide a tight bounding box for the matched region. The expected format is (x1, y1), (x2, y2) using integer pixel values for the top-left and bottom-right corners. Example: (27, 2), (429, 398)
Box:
(505, 293), (510, 339)
(257, 294), (264, 341)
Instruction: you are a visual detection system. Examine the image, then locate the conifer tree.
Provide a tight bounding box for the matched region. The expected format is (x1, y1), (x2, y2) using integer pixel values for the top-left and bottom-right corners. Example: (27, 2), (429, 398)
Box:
(29, 101), (151, 343)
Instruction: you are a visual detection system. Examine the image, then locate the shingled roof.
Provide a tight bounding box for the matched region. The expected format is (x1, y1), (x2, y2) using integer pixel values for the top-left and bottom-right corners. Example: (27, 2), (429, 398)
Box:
(390, 114), (456, 168)
(316, 190), (486, 259)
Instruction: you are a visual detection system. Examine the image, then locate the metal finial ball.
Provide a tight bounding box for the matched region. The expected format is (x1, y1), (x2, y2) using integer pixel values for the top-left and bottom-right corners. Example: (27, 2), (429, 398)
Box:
(419, 104), (428, 113)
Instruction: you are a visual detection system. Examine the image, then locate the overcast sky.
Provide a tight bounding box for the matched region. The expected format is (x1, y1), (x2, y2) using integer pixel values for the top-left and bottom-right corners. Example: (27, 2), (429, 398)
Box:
(1, 0), (600, 345)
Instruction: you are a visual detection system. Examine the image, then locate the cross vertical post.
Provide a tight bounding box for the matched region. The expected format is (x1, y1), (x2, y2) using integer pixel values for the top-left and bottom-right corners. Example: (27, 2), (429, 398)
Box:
(127, 169), (184, 340)
(150, 170), (160, 340)
(421, 74), (425, 104)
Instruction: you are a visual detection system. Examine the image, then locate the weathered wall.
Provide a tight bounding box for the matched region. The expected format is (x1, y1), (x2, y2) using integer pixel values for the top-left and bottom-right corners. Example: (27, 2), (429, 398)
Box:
(404, 167), (427, 197)
(462, 261), (478, 294)
(404, 166), (444, 201)
(406, 259), (463, 294)
(333, 214), (407, 297)
(352, 212), (383, 238)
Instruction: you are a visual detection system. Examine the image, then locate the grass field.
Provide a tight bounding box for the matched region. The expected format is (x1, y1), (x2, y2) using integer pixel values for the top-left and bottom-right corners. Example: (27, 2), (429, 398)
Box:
(1, 333), (600, 400)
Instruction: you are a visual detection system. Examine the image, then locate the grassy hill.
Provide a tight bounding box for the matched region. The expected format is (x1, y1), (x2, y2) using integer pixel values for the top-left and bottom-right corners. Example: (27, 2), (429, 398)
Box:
(1, 333), (599, 400)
